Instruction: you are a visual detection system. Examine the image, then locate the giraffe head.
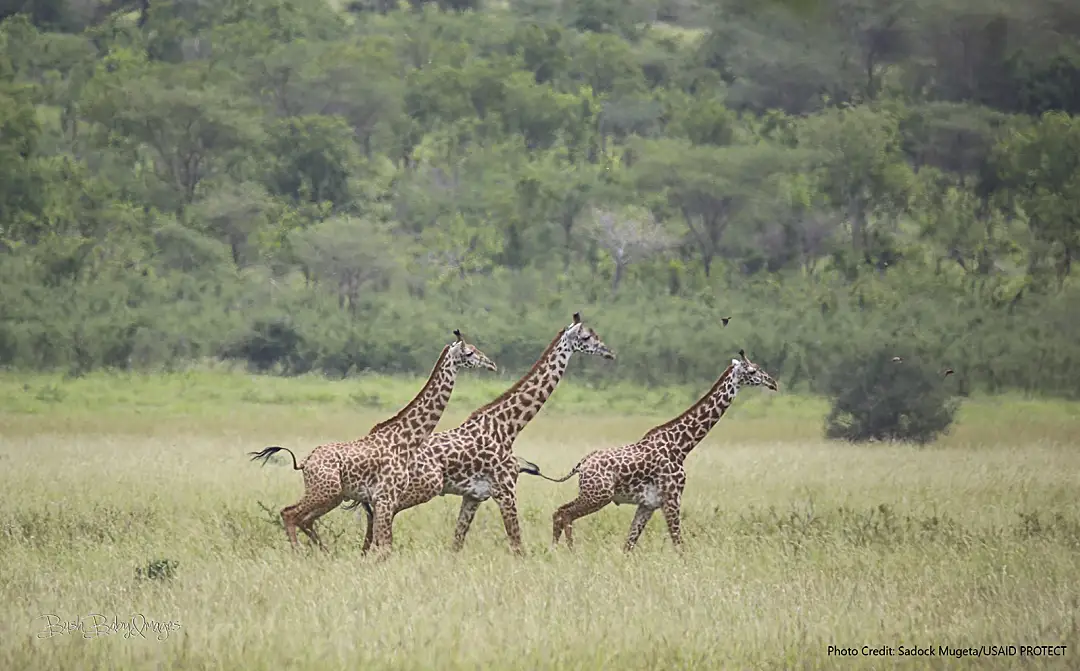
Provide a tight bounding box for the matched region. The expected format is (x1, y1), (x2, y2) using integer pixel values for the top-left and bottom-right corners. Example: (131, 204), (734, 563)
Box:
(563, 312), (616, 360)
(731, 349), (778, 391)
(449, 329), (498, 372)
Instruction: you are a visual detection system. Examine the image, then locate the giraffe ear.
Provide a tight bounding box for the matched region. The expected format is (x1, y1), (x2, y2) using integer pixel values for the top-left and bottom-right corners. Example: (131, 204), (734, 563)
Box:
(731, 358), (741, 368)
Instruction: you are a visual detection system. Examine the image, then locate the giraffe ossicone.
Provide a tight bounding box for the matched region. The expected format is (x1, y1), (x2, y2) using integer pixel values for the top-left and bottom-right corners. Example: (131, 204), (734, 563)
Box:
(247, 330), (497, 555)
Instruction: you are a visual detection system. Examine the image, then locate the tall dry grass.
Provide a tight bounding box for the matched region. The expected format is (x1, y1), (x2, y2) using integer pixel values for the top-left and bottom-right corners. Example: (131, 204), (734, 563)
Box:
(2, 371), (1078, 669)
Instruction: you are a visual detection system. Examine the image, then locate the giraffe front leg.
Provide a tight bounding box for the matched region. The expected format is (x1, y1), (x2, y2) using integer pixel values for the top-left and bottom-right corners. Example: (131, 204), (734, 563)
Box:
(451, 496), (482, 552)
(624, 505), (656, 553)
(660, 472), (686, 550)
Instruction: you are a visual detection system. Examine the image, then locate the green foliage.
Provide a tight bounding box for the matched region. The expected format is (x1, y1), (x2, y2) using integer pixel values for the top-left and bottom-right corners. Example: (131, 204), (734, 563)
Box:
(824, 346), (960, 445)
(0, 1), (1079, 401)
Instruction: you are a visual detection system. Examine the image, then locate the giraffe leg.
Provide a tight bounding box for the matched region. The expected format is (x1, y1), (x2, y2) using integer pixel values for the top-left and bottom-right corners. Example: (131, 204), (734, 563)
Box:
(450, 496), (482, 552)
(552, 497), (610, 549)
(623, 505), (657, 553)
(281, 490), (339, 552)
(660, 497), (683, 550)
(296, 496), (344, 553)
(358, 502), (374, 554)
(280, 505), (303, 550)
(660, 474), (686, 551)
(490, 486), (525, 556)
(370, 496), (398, 558)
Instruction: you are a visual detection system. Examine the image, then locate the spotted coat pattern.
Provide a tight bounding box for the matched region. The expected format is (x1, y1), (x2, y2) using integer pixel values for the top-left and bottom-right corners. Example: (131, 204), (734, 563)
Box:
(544, 353), (778, 552)
(351, 313), (615, 555)
(249, 333), (497, 555)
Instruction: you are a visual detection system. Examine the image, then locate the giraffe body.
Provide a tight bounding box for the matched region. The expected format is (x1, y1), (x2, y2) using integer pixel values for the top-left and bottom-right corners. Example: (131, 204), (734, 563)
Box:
(541, 353), (778, 552)
(348, 313), (615, 555)
(249, 332), (497, 555)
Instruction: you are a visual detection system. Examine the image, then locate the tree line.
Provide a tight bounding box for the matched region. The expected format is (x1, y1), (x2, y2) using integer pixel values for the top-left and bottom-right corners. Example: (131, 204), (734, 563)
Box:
(1, 0), (1078, 398)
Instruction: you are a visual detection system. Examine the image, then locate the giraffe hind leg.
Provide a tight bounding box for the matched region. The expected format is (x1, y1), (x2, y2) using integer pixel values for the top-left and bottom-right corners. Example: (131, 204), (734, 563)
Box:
(491, 486), (524, 556)
(358, 502), (374, 554)
(451, 496), (482, 552)
(369, 496), (400, 559)
(552, 495), (610, 549)
(287, 494), (344, 553)
(624, 505), (656, 552)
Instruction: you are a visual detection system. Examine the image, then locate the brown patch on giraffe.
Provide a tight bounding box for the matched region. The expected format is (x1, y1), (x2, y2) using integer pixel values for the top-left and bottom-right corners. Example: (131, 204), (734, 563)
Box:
(368, 344), (452, 435)
(640, 362), (736, 440)
(464, 327), (569, 422)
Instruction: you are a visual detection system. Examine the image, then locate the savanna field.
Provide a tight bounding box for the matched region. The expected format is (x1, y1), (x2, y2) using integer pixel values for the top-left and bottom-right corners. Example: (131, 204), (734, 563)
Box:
(1, 369), (1078, 670)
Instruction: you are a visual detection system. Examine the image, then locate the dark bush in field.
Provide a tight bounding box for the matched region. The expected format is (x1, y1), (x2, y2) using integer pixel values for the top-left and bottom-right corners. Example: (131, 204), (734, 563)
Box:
(824, 346), (960, 444)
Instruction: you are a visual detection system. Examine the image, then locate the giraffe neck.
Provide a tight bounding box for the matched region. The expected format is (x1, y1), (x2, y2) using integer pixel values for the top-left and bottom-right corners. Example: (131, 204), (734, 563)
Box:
(644, 364), (739, 461)
(367, 345), (456, 452)
(465, 329), (573, 441)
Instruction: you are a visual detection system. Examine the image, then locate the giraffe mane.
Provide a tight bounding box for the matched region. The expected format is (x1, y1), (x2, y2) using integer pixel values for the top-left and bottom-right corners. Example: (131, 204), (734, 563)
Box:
(368, 343), (453, 435)
(640, 361), (737, 440)
(464, 326), (569, 421)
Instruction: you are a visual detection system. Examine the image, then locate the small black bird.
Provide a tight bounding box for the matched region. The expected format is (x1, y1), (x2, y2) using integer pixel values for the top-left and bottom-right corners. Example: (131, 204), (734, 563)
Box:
(721, 317), (731, 327)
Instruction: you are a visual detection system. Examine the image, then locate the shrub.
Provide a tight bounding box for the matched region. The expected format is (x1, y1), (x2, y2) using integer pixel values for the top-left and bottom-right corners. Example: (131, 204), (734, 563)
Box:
(222, 317), (307, 374)
(824, 346), (960, 444)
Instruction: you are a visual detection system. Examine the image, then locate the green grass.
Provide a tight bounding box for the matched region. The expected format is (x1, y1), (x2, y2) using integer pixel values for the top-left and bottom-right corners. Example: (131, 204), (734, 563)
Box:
(2, 369), (1079, 669)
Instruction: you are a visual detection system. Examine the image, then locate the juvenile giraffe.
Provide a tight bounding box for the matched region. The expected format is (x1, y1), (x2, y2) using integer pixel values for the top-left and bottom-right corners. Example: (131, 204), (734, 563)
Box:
(345, 312), (615, 555)
(248, 330), (497, 555)
(530, 349), (778, 552)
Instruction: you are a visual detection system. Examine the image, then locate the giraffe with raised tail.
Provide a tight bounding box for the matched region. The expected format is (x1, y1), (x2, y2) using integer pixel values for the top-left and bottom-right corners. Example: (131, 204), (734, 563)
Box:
(528, 348), (777, 552)
(346, 312), (616, 555)
(248, 330), (497, 555)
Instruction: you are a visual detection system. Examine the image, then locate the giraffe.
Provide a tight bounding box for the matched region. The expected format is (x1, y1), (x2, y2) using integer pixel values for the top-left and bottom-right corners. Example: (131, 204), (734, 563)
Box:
(528, 349), (778, 552)
(247, 330), (497, 555)
(345, 312), (616, 555)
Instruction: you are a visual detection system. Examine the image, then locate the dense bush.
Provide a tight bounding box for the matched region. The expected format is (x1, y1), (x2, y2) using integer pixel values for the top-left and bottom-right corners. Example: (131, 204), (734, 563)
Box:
(824, 346), (960, 444)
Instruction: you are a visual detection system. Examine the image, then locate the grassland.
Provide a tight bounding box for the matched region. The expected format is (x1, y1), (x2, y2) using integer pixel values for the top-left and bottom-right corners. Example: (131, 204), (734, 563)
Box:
(2, 367), (1079, 670)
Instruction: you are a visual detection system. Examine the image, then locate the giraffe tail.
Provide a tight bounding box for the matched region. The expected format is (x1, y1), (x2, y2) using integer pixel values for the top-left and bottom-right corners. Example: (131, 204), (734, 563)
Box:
(248, 446), (302, 470)
(516, 456), (579, 483)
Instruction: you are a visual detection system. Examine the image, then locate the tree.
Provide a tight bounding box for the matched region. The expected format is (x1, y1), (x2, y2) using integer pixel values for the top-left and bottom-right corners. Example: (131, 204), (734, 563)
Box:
(632, 137), (810, 276)
(288, 216), (400, 313)
(0, 38), (47, 244)
(584, 205), (673, 292)
(81, 54), (263, 209)
(798, 105), (913, 264)
(992, 111), (1080, 286)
